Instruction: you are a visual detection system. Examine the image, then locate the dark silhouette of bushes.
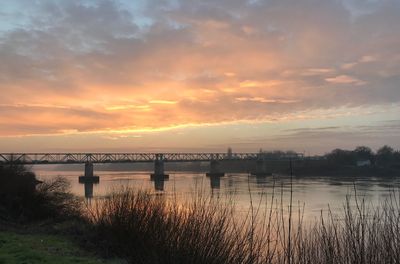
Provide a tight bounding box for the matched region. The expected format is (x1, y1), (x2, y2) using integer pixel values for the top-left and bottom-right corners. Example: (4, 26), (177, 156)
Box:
(0, 164), (81, 223)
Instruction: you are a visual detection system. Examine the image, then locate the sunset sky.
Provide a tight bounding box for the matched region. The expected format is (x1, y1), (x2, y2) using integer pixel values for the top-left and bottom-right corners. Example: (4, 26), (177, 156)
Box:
(0, 0), (399, 154)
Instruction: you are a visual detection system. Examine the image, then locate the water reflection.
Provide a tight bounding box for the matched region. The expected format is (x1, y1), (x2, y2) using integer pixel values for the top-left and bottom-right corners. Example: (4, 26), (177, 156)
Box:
(152, 177), (167, 191)
(255, 175), (268, 186)
(209, 175), (221, 189)
(83, 181), (94, 199)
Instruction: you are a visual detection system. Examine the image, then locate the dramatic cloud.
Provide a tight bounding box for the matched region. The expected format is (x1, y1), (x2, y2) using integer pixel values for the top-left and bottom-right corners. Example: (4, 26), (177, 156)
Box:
(0, 0), (399, 150)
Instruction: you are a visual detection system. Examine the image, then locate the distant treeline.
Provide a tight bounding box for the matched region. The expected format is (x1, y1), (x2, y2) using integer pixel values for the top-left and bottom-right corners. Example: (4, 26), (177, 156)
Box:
(254, 145), (400, 176)
(322, 145), (400, 167)
(193, 145), (400, 175)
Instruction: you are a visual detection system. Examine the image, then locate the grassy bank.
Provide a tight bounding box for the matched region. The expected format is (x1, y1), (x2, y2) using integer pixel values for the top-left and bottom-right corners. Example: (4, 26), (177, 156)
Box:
(0, 231), (119, 264)
(0, 164), (122, 263)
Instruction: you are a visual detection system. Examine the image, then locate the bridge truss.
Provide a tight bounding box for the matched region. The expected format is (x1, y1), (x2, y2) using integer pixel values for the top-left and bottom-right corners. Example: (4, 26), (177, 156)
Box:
(0, 152), (302, 165)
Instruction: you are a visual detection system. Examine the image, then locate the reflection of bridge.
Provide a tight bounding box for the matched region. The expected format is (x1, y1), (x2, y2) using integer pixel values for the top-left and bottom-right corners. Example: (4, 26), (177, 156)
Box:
(0, 152), (301, 180)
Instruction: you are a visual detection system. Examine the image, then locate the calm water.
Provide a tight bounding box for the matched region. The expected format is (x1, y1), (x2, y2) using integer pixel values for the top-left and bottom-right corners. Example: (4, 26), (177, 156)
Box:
(32, 164), (400, 221)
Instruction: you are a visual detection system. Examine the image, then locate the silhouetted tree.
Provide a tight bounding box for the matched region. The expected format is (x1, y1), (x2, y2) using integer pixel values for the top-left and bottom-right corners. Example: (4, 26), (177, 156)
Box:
(326, 149), (356, 166)
(394, 151), (400, 166)
(0, 164), (80, 222)
(354, 146), (374, 163)
(376, 145), (395, 166)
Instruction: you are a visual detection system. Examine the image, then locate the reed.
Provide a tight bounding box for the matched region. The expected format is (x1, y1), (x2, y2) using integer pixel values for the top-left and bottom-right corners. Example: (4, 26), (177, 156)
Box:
(87, 186), (400, 264)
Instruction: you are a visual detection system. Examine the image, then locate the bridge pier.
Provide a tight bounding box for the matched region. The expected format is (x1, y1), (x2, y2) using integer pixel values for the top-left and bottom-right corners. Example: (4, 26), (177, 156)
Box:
(79, 162), (99, 198)
(150, 154), (169, 180)
(85, 162), (93, 177)
(251, 158), (272, 177)
(78, 162), (100, 182)
(206, 160), (225, 177)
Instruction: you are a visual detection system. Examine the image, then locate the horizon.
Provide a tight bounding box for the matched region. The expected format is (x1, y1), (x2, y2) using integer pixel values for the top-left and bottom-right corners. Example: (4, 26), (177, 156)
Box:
(1, 0), (400, 154)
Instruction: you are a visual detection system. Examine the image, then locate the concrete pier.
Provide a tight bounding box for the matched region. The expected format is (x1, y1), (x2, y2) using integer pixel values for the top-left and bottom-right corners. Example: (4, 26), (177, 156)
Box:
(206, 160), (225, 177)
(85, 162), (93, 177)
(251, 158), (272, 177)
(79, 162), (100, 183)
(78, 162), (99, 199)
(150, 154), (169, 180)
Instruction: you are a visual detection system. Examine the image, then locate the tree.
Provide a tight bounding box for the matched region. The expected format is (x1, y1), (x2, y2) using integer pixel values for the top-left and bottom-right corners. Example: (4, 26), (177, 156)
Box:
(394, 151), (400, 165)
(326, 149), (356, 166)
(354, 146), (373, 161)
(376, 145), (394, 166)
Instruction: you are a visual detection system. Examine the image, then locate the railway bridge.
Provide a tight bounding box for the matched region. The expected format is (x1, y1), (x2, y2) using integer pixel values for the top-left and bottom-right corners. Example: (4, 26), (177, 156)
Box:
(0, 152), (301, 180)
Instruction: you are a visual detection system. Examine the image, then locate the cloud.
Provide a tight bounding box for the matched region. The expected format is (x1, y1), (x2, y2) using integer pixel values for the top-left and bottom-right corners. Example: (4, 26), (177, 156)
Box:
(325, 75), (366, 85)
(226, 121), (400, 154)
(276, 121), (400, 150)
(235, 97), (298, 104)
(149, 100), (178, 105)
(0, 0), (399, 136)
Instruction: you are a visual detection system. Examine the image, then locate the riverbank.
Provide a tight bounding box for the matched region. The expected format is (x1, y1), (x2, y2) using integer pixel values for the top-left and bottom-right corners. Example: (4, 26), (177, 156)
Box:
(0, 223), (122, 264)
(3, 164), (400, 263)
(0, 164), (122, 263)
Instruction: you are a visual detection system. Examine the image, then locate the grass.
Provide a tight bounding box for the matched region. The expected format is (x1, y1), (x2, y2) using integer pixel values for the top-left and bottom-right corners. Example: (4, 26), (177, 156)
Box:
(0, 231), (120, 264)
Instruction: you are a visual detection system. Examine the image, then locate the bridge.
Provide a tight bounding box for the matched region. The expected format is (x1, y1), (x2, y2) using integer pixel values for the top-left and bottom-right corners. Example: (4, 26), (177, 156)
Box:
(0, 152), (302, 182)
(0, 152), (267, 164)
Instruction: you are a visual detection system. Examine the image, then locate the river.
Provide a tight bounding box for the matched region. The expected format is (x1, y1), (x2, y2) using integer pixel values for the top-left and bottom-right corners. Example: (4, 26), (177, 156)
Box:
(32, 164), (400, 222)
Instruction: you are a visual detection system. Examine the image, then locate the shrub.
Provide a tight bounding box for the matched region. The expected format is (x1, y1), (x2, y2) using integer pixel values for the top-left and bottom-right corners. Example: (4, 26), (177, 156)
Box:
(0, 164), (81, 223)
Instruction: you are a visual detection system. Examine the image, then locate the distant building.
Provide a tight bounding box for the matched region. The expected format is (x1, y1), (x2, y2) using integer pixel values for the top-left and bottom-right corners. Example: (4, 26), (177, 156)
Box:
(357, 160), (371, 167)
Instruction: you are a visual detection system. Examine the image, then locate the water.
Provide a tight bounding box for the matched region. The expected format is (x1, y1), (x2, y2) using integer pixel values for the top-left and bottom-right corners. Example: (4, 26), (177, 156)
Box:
(32, 164), (400, 221)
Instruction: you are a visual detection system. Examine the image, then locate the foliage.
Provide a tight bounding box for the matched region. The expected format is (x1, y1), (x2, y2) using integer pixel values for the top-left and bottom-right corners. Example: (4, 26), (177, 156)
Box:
(353, 146), (373, 161)
(376, 145), (395, 165)
(0, 164), (81, 223)
(326, 148), (356, 166)
(324, 145), (399, 168)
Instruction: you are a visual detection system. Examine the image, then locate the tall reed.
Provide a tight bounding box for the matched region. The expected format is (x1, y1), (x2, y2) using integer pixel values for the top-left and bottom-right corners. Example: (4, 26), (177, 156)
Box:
(86, 186), (400, 264)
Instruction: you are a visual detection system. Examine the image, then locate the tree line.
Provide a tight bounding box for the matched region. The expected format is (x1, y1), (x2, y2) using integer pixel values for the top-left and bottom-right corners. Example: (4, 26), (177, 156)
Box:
(324, 145), (400, 167)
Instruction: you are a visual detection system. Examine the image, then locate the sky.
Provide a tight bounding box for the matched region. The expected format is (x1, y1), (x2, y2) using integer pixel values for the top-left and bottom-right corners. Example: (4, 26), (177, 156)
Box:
(0, 0), (399, 154)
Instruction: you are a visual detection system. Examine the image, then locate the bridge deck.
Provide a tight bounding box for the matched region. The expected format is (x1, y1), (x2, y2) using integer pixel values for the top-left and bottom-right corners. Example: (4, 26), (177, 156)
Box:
(0, 153), (302, 165)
